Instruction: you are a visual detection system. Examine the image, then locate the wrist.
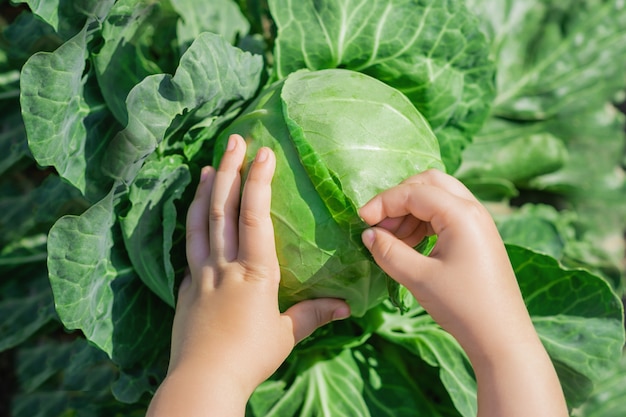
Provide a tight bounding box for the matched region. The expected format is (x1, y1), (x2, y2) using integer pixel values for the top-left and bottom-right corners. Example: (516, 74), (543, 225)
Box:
(150, 361), (254, 417)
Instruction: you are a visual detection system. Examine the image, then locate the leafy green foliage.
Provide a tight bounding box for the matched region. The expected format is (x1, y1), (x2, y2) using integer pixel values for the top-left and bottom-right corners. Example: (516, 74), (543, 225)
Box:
(270, 0), (496, 172)
(1, 0), (625, 416)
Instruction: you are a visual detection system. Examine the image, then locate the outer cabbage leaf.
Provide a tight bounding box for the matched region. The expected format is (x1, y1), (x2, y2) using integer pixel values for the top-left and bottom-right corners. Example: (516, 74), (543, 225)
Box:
(366, 297), (477, 417)
(269, 0), (495, 172)
(455, 117), (568, 200)
(471, 105), (626, 287)
(466, 0), (626, 120)
(355, 245), (625, 415)
(572, 354), (626, 417)
(102, 32), (263, 185)
(170, 0), (250, 53)
(119, 155), (191, 307)
(249, 348), (368, 417)
(93, 0), (179, 125)
(47, 189), (173, 368)
(11, 0), (115, 39)
(0, 259), (56, 352)
(248, 342), (455, 417)
(11, 338), (147, 417)
(508, 245), (625, 409)
(214, 69), (444, 316)
(92, 0), (249, 128)
(20, 27), (120, 201)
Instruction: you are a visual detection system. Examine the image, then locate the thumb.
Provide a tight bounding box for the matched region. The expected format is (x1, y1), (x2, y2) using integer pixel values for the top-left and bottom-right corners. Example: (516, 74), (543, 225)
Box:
(283, 298), (351, 344)
(361, 227), (433, 289)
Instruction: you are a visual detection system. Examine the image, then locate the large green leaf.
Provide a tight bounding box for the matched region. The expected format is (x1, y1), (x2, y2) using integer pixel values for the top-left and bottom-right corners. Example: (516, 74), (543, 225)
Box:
(0, 258), (57, 352)
(456, 117), (568, 199)
(467, 0), (626, 120)
(249, 348), (369, 416)
(572, 353), (626, 417)
(102, 32), (263, 185)
(508, 244), (625, 409)
(249, 340), (457, 417)
(12, 337), (147, 417)
(495, 204), (576, 259)
(367, 298), (477, 417)
(93, 0), (251, 126)
(0, 175), (86, 247)
(11, 0), (115, 39)
(1, 9), (61, 67)
(0, 108), (29, 176)
(119, 155), (190, 307)
(170, 0), (250, 52)
(20, 26), (121, 201)
(354, 342), (458, 417)
(47, 189), (173, 368)
(93, 0), (179, 125)
(269, 0), (496, 172)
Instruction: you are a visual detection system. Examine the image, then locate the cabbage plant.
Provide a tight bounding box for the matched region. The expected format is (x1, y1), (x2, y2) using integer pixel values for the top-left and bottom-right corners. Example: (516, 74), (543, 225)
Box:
(214, 68), (444, 315)
(2, 0), (625, 416)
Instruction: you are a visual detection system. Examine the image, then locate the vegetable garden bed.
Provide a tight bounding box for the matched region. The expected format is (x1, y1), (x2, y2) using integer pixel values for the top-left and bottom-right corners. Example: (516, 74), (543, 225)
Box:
(1, 1), (625, 416)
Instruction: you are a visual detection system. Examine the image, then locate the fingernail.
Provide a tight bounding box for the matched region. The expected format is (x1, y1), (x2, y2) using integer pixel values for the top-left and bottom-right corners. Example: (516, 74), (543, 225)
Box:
(200, 166), (211, 182)
(361, 228), (375, 249)
(255, 147), (269, 163)
(332, 306), (351, 321)
(226, 135), (237, 151)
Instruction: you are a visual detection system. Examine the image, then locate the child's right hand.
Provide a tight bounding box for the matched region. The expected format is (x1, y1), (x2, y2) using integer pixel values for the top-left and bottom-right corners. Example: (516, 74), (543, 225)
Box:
(358, 169), (530, 357)
(358, 169), (568, 417)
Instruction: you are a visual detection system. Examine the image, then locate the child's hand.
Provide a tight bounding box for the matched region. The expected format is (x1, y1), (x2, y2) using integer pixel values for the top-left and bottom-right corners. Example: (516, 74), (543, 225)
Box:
(358, 169), (527, 357)
(358, 169), (568, 417)
(147, 134), (349, 416)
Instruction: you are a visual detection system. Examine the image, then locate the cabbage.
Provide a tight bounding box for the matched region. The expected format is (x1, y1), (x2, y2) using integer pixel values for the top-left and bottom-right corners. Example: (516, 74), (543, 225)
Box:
(214, 69), (444, 315)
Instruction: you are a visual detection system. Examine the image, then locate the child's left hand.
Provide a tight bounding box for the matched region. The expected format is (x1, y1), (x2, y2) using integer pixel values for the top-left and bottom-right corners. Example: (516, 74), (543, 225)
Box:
(147, 134), (350, 416)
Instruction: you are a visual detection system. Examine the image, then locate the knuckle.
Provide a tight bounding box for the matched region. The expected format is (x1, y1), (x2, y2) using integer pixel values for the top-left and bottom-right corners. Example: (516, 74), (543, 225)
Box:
(419, 168), (439, 181)
(240, 261), (279, 285)
(314, 304), (331, 326)
(185, 226), (203, 243)
(239, 208), (263, 229)
(209, 206), (225, 223)
(462, 199), (490, 221)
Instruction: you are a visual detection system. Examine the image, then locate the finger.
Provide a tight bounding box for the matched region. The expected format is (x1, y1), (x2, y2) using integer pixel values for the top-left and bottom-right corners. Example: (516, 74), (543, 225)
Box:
(282, 298), (351, 344)
(361, 227), (437, 289)
(209, 134), (247, 261)
(402, 169), (477, 202)
(238, 147), (277, 265)
(376, 215), (430, 248)
(185, 166), (216, 273)
(359, 182), (477, 237)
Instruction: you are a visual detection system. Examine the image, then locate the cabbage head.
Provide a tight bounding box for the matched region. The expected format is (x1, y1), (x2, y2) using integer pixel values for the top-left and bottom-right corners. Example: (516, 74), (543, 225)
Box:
(214, 69), (444, 316)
